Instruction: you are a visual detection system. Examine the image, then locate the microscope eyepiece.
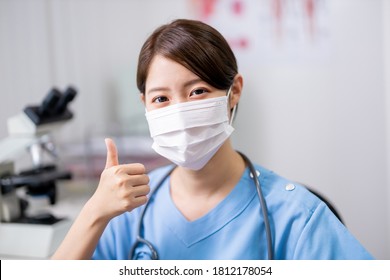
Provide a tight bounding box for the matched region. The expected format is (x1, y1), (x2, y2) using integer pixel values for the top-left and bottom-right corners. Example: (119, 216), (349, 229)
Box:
(24, 85), (78, 125)
(38, 88), (62, 117)
(55, 86), (77, 114)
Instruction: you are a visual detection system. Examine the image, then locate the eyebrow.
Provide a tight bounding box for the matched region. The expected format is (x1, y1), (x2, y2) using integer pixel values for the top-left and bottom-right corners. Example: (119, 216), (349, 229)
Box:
(183, 78), (204, 88)
(146, 78), (204, 95)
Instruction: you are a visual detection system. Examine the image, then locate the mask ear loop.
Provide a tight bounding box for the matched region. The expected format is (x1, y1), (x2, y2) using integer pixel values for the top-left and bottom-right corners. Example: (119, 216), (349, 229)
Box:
(227, 85), (237, 126)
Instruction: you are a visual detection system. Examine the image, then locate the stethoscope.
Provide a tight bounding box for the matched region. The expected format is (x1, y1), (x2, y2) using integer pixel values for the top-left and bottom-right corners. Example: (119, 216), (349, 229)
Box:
(129, 151), (274, 260)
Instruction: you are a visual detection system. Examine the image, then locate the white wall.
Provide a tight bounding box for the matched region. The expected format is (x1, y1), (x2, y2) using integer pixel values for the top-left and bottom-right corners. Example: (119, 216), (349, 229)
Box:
(0, 0), (191, 142)
(384, 0), (390, 259)
(0, 0), (389, 259)
(232, 0), (389, 259)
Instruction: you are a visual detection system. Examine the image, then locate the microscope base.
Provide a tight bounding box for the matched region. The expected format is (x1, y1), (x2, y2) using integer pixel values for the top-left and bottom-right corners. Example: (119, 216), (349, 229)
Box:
(0, 218), (72, 259)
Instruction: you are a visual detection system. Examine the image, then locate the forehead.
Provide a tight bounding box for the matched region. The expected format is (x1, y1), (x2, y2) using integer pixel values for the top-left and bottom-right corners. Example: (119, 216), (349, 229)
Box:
(145, 55), (199, 89)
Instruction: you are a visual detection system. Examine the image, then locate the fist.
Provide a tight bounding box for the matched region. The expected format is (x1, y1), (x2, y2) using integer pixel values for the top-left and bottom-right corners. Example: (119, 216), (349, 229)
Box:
(92, 138), (150, 221)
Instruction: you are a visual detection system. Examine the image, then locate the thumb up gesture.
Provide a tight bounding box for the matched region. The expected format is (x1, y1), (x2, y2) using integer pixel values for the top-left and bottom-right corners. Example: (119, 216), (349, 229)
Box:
(90, 138), (150, 221)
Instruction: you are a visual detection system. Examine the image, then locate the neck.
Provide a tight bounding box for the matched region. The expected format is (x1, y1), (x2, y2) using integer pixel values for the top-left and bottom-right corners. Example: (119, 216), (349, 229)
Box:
(170, 140), (246, 199)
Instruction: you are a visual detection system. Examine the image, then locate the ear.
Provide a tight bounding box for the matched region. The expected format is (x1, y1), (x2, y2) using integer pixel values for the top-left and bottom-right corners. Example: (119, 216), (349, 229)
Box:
(139, 93), (145, 104)
(229, 74), (243, 109)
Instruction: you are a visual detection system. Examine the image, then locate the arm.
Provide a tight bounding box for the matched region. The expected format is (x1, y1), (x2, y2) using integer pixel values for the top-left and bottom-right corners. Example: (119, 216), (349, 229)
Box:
(292, 202), (374, 260)
(51, 138), (150, 259)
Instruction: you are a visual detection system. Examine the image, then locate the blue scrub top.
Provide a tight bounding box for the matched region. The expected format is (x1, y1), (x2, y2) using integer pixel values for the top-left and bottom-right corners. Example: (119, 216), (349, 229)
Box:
(93, 164), (374, 260)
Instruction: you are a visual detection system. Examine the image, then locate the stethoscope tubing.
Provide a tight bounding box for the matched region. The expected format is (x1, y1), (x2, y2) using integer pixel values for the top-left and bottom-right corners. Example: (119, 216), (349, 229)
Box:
(238, 152), (273, 260)
(129, 166), (175, 259)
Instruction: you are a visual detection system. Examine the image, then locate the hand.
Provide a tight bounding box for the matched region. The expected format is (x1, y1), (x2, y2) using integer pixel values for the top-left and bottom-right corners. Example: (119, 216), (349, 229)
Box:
(90, 138), (150, 221)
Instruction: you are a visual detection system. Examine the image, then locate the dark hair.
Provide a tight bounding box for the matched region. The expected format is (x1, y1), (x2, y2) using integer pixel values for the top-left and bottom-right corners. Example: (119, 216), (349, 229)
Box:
(137, 19), (238, 94)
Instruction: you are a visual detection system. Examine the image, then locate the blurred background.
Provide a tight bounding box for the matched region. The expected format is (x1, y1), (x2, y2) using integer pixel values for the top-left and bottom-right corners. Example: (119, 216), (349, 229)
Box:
(0, 0), (389, 259)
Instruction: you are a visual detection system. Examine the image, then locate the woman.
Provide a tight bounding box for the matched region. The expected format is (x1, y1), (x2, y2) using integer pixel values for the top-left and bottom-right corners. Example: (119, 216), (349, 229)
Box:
(52, 19), (373, 260)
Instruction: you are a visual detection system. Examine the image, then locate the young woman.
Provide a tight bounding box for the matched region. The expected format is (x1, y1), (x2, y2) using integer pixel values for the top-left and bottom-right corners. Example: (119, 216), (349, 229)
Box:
(52, 19), (373, 260)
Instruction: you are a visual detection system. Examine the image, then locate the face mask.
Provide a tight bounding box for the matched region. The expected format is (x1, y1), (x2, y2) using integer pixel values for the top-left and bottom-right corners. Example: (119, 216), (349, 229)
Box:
(145, 90), (234, 170)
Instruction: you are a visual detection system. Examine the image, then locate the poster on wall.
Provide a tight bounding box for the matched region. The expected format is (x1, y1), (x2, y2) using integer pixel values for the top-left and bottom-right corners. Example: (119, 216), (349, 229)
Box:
(188, 0), (331, 65)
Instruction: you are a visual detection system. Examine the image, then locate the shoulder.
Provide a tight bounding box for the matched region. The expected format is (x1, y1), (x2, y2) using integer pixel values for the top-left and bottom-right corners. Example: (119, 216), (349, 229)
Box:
(257, 164), (318, 205)
(254, 164), (326, 220)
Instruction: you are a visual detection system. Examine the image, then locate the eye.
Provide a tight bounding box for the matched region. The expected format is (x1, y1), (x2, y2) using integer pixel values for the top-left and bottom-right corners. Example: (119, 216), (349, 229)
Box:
(190, 88), (208, 97)
(152, 96), (169, 103)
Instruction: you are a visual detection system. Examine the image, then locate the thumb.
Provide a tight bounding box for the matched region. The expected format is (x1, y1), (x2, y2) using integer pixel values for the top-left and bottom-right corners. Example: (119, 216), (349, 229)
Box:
(105, 138), (119, 168)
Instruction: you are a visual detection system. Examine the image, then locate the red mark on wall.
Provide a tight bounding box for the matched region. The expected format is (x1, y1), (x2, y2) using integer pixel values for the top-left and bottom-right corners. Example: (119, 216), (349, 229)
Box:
(228, 37), (249, 49)
(190, 0), (218, 21)
(232, 0), (244, 15)
(304, 0), (316, 41)
(271, 0), (283, 41)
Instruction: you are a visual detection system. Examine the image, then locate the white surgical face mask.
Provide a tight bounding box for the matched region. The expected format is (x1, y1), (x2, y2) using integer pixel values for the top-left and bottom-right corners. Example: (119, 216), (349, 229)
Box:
(145, 89), (234, 170)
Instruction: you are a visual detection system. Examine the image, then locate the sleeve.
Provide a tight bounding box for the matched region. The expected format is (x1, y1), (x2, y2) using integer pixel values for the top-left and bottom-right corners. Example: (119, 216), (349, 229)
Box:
(92, 209), (139, 260)
(292, 202), (374, 260)
(92, 219), (118, 260)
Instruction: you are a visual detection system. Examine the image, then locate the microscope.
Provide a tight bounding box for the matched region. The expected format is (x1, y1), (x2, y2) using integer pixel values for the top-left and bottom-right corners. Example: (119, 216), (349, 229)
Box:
(0, 86), (77, 258)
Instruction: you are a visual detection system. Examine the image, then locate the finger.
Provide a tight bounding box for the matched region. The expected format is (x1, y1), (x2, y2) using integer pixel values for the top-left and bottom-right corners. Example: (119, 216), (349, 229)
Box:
(105, 138), (119, 169)
(126, 174), (150, 186)
(114, 163), (147, 176)
(130, 195), (148, 209)
(132, 184), (150, 198)
(113, 173), (150, 190)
